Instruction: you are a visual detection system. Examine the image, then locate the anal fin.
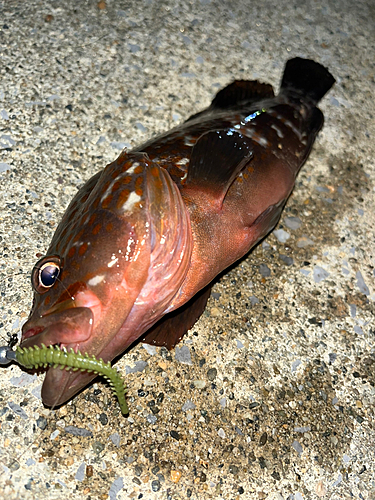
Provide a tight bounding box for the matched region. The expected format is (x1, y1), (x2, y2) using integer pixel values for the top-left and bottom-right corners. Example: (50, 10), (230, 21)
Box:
(140, 286), (211, 350)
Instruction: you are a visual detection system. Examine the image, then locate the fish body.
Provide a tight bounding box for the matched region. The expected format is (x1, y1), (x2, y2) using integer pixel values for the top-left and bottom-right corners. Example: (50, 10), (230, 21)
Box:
(21, 58), (335, 408)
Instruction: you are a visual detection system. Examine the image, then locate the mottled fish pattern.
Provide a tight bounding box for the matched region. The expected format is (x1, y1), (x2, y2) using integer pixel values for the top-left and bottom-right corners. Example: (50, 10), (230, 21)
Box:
(20, 58), (335, 409)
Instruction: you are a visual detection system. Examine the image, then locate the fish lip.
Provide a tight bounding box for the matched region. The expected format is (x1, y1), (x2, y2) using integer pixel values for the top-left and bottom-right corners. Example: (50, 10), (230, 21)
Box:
(20, 306), (94, 351)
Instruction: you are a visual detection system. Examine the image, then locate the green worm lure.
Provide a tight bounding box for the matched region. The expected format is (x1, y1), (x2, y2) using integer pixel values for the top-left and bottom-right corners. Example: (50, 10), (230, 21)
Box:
(0, 343), (128, 415)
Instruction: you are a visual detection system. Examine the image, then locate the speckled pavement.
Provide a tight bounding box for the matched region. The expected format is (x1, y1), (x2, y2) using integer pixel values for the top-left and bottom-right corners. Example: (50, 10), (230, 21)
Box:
(0, 1), (374, 499)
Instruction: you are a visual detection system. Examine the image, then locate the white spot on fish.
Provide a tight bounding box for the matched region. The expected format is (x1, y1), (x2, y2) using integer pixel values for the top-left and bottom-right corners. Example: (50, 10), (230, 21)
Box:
(257, 136), (270, 147)
(184, 135), (195, 147)
(271, 112), (301, 139)
(176, 158), (189, 166)
(270, 123), (284, 138)
(243, 127), (270, 147)
(101, 185), (112, 203)
(126, 162), (140, 175)
(122, 191), (141, 212)
(283, 119), (301, 138)
(72, 240), (91, 248)
(108, 257), (119, 268)
(87, 275), (105, 286)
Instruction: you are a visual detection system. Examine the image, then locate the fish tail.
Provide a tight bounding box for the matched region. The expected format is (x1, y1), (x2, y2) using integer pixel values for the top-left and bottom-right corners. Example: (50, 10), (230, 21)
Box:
(280, 57), (335, 104)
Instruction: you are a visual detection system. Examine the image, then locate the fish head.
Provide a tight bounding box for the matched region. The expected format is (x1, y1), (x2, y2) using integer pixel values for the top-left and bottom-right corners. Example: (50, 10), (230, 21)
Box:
(21, 151), (191, 407)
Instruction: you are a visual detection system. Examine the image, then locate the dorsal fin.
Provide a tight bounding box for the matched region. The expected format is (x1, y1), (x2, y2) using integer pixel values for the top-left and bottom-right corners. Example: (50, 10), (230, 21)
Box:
(184, 130), (253, 206)
(211, 80), (274, 109)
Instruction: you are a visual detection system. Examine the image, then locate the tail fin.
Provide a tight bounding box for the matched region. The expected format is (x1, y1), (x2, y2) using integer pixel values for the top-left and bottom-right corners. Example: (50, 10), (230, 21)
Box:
(281, 58), (335, 103)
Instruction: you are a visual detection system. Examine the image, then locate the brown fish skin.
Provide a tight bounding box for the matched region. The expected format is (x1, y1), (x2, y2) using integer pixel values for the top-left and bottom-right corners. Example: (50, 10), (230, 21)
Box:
(21, 58), (335, 408)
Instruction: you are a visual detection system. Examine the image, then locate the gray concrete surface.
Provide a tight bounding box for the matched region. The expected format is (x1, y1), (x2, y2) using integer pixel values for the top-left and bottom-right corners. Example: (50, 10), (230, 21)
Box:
(0, 0), (374, 499)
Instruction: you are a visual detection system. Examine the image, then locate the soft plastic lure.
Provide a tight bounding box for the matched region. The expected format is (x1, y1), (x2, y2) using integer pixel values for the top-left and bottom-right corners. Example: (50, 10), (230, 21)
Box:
(0, 343), (128, 415)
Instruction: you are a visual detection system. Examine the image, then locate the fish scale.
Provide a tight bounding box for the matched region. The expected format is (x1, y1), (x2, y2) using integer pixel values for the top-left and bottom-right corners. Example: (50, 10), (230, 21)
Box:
(5, 58), (334, 410)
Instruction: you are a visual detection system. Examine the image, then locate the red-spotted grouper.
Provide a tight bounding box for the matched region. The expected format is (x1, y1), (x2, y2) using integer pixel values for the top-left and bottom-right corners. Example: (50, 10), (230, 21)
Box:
(20, 58), (335, 409)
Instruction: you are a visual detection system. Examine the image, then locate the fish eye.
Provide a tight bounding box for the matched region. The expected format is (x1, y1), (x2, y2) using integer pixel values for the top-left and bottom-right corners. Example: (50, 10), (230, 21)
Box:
(40, 263), (60, 287)
(32, 256), (61, 293)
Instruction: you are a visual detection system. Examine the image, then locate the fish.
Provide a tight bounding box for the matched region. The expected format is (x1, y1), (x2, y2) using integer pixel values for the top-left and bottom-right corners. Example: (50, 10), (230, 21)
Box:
(19, 58), (335, 409)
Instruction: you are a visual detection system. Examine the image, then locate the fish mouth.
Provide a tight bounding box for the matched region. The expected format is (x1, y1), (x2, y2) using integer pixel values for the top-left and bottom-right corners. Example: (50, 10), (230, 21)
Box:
(21, 305), (100, 408)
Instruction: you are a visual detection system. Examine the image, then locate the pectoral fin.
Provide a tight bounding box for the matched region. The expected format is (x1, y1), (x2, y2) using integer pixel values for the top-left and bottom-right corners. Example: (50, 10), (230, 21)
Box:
(249, 200), (287, 244)
(185, 130), (253, 207)
(141, 286), (211, 350)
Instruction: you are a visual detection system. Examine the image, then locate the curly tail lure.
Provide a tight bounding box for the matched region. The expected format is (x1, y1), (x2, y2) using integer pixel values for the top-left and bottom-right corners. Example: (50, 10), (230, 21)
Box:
(0, 343), (128, 415)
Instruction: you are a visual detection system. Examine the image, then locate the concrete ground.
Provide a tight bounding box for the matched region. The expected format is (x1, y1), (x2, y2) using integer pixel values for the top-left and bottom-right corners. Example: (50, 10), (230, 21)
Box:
(0, 0), (374, 499)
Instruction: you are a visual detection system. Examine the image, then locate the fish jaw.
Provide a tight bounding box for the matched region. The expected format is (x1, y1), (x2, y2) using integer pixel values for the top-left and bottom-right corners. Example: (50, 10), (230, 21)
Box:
(41, 365), (98, 409)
